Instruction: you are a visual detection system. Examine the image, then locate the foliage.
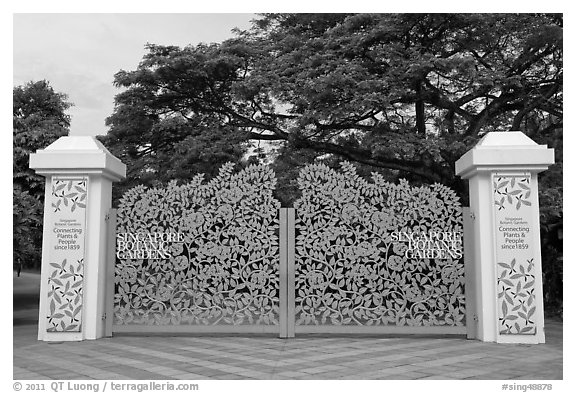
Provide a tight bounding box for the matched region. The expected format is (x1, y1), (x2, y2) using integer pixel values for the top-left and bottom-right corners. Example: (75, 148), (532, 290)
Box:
(103, 13), (561, 189)
(13, 80), (72, 268)
(13, 185), (43, 266)
(534, 129), (563, 316)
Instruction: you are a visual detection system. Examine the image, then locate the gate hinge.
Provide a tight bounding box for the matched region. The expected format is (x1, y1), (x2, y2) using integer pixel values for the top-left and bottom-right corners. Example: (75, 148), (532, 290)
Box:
(102, 313), (107, 320)
(105, 213), (110, 221)
(470, 212), (476, 221)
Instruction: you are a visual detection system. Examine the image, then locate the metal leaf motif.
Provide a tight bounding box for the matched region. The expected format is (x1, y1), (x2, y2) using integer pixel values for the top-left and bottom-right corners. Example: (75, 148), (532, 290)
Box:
(46, 258), (83, 332)
(493, 174), (536, 335)
(293, 162), (465, 327)
(497, 257), (537, 335)
(114, 164), (281, 326)
(493, 175), (531, 211)
(51, 179), (87, 213)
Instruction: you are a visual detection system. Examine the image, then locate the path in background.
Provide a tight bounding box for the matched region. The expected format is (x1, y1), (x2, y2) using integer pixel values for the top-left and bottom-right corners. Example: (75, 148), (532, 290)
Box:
(13, 271), (41, 326)
(13, 270), (563, 380)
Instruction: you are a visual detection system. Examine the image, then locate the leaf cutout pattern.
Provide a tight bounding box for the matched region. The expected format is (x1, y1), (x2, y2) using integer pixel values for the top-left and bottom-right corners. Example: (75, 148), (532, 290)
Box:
(46, 258), (84, 332)
(51, 179), (87, 213)
(293, 162), (465, 327)
(493, 175), (531, 211)
(114, 163), (281, 326)
(497, 257), (537, 335)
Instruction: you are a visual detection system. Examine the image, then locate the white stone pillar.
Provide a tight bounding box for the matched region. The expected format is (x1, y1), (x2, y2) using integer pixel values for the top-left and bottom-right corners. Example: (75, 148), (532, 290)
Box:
(456, 131), (554, 343)
(30, 136), (126, 341)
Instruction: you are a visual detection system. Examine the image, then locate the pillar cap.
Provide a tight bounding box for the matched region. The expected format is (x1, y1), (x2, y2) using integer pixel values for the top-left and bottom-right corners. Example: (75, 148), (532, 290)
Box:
(29, 136), (126, 182)
(455, 131), (555, 179)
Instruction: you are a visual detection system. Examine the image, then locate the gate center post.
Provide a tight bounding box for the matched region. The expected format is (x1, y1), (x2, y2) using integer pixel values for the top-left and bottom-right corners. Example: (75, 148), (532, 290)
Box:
(279, 208), (296, 338)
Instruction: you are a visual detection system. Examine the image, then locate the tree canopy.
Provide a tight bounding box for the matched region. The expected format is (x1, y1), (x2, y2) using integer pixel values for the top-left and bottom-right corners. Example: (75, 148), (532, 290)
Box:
(102, 13), (562, 201)
(14, 80), (72, 195)
(13, 80), (72, 267)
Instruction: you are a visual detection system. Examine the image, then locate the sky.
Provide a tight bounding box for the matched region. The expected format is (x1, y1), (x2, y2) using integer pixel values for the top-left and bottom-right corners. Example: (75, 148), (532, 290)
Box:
(13, 13), (256, 136)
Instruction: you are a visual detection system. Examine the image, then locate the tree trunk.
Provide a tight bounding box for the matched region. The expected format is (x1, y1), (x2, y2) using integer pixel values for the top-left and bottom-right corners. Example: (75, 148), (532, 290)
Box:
(415, 83), (426, 134)
(446, 110), (455, 134)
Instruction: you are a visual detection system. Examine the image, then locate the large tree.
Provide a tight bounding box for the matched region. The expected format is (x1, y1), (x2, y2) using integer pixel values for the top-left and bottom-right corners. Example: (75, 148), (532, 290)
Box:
(13, 80), (72, 268)
(103, 13), (562, 196)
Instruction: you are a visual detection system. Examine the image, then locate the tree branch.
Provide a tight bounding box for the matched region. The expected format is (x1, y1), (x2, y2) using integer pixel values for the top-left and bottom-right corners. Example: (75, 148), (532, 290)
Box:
(293, 137), (441, 182)
(512, 84), (560, 129)
(245, 131), (286, 141)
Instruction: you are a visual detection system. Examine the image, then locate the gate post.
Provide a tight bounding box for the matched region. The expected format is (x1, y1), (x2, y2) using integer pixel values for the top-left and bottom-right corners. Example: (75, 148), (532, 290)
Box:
(104, 209), (117, 337)
(279, 208), (288, 338)
(286, 208), (296, 338)
(455, 131), (554, 343)
(279, 208), (295, 338)
(462, 207), (477, 340)
(30, 136), (126, 341)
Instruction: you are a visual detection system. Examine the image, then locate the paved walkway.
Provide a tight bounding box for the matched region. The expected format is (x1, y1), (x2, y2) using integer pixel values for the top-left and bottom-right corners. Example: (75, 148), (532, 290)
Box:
(13, 272), (563, 380)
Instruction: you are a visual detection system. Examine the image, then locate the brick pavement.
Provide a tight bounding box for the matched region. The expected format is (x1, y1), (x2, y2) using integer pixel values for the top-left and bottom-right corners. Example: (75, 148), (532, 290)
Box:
(13, 320), (562, 380)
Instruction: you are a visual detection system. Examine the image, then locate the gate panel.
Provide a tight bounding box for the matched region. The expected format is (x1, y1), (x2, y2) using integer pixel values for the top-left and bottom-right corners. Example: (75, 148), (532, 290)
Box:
(111, 164), (282, 333)
(293, 162), (466, 334)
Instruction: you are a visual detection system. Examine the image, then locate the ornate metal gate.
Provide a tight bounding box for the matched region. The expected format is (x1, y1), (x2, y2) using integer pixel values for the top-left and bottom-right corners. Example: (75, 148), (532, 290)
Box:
(291, 163), (465, 334)
(106, 162), (466, 337)
(107, 164), (284, 334)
